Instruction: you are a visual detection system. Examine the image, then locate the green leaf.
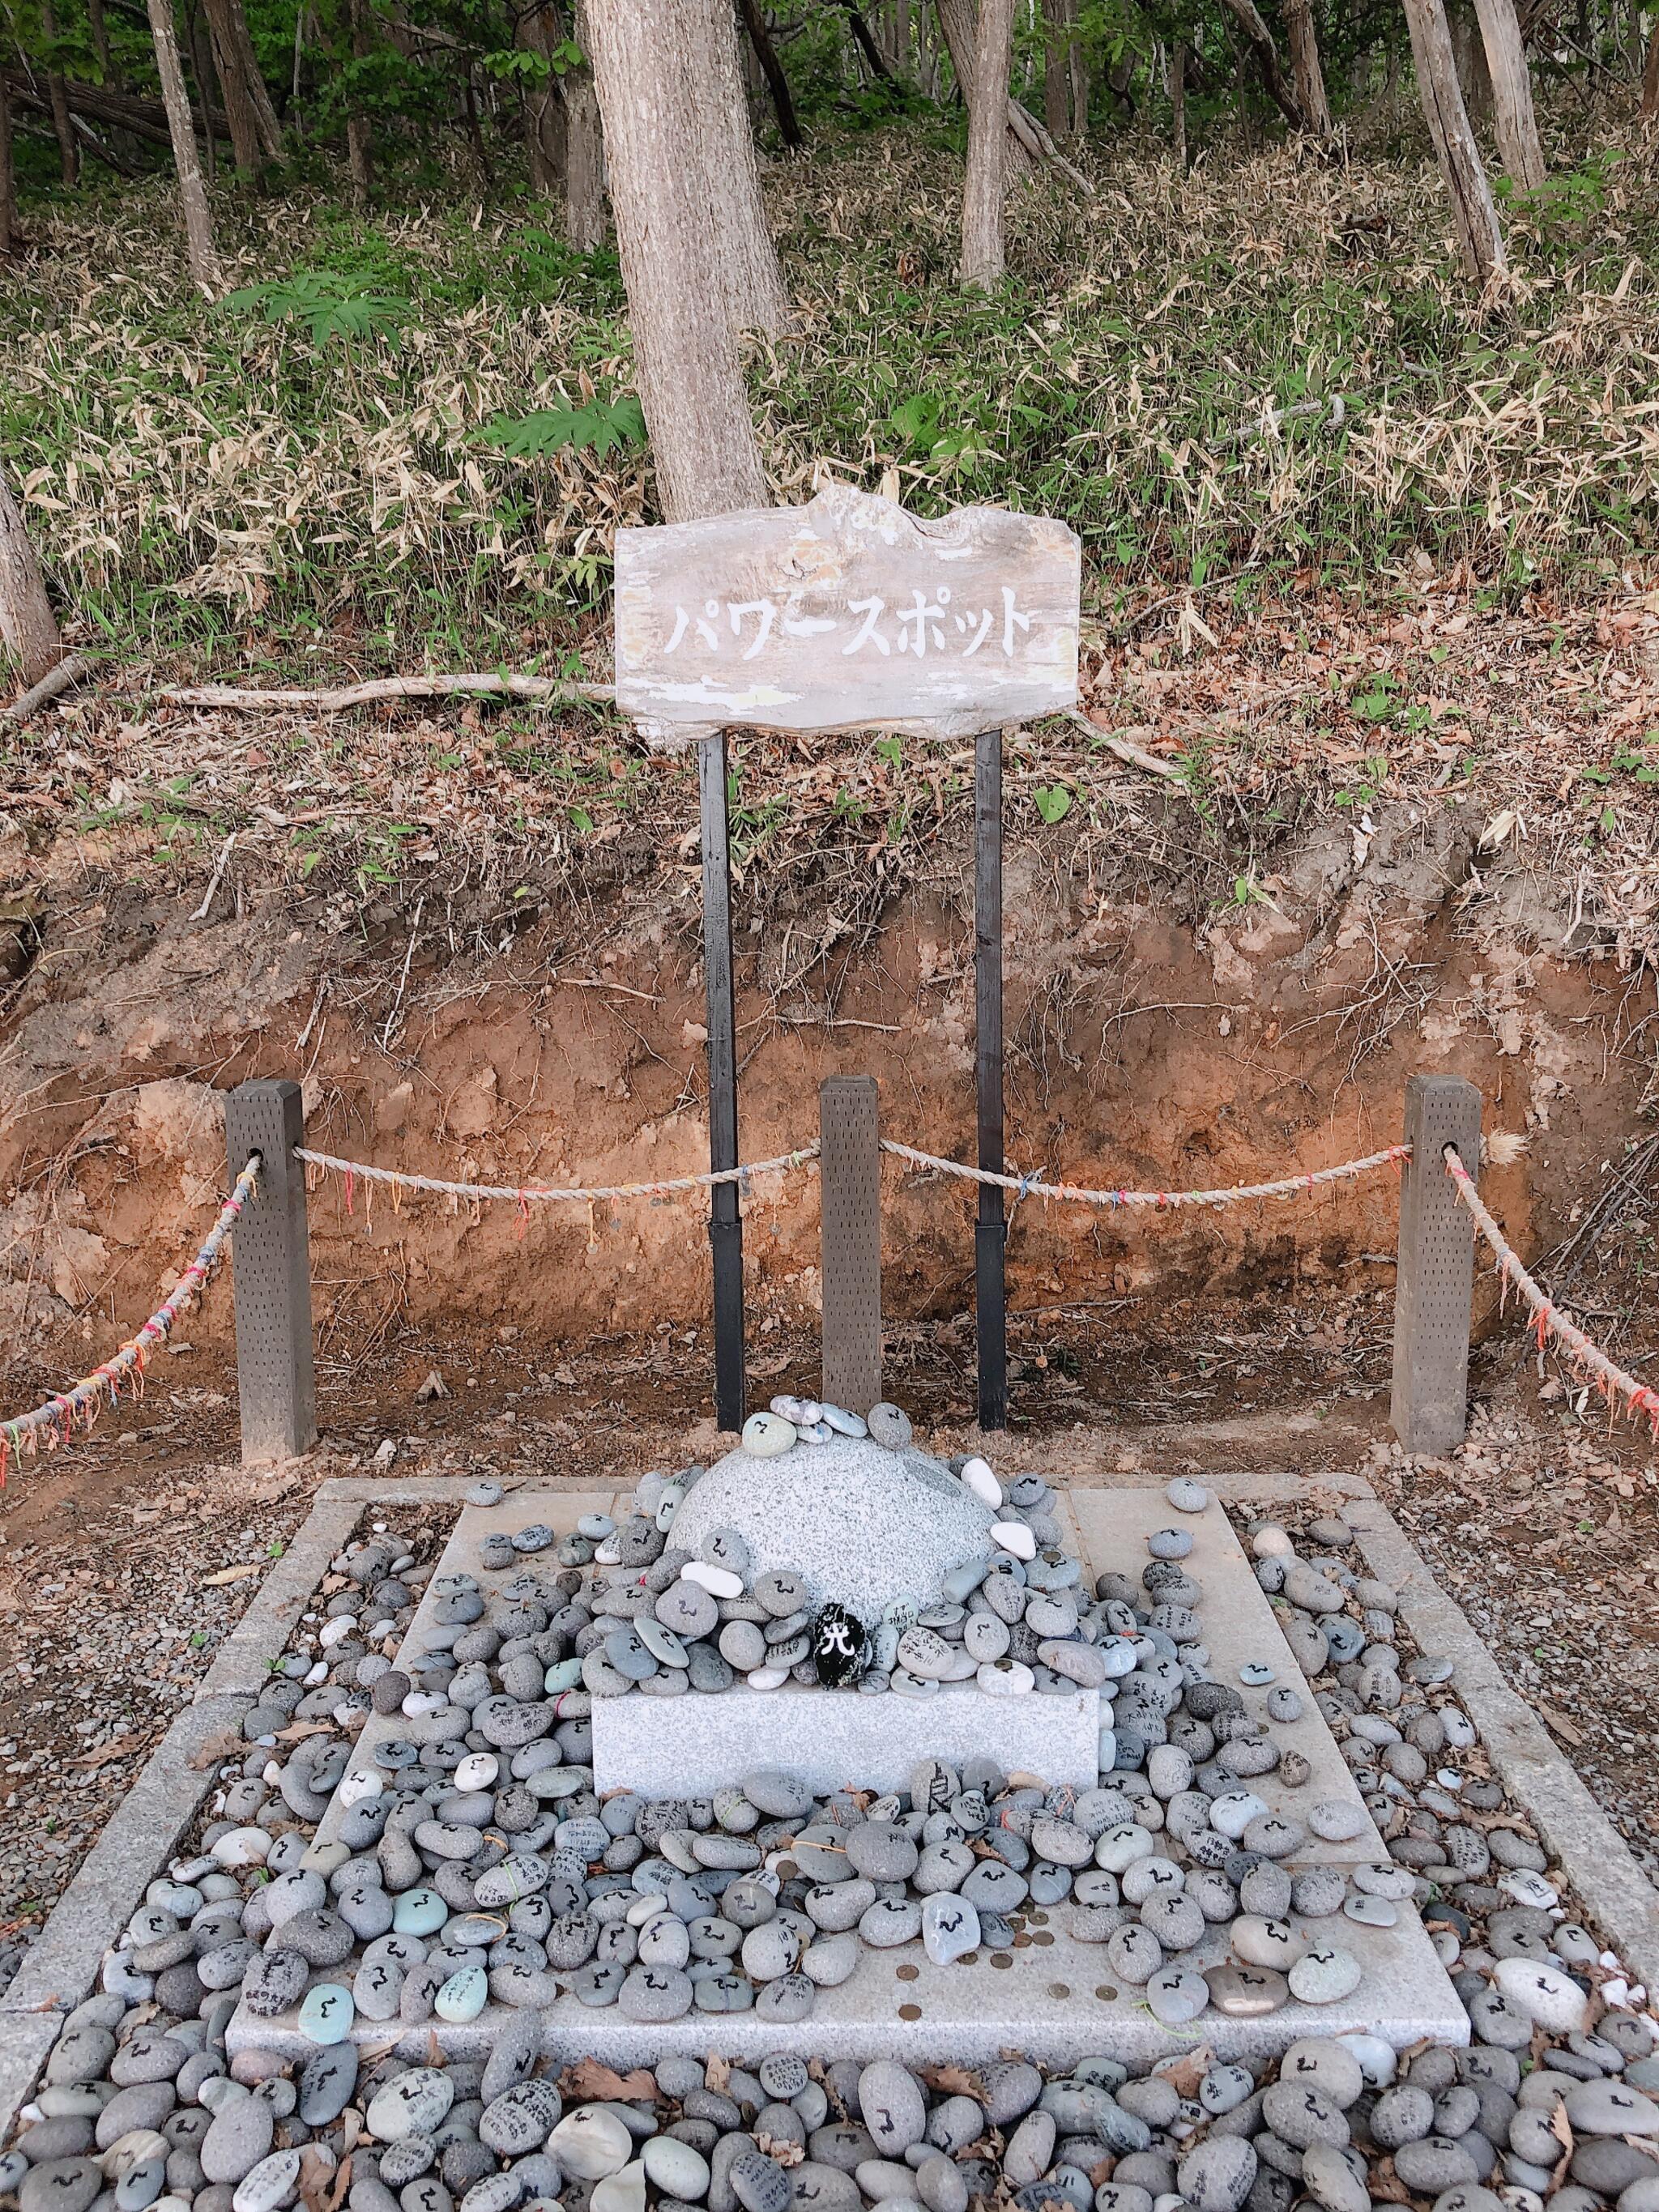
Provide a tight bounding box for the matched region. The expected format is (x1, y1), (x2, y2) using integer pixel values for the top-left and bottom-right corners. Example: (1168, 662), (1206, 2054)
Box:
(223, 271), (411, 348)
(1033, 783), (1073, 825)
(477, 394), (646, 461)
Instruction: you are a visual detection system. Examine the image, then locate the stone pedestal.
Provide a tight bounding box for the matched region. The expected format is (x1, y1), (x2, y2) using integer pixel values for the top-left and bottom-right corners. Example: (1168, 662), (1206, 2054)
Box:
(591, 1681), (1101, 1796)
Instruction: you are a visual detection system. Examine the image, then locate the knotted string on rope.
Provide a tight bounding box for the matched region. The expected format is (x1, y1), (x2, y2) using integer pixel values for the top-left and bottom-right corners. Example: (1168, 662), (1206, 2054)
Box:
(1444, 1144), (1659, 1440)
(0, 1157), (262, 1485)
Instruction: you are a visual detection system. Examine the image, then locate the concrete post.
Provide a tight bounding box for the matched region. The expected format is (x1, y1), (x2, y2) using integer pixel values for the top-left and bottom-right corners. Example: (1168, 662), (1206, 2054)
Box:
(820, 1075), (882, 1413)
(224, 1080), (318, 1465)
(1391, 1072), (1483, 1454)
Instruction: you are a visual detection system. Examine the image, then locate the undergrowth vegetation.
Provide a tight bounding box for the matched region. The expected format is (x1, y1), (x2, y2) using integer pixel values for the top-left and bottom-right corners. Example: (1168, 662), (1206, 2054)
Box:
(2, 118), (1657, 679)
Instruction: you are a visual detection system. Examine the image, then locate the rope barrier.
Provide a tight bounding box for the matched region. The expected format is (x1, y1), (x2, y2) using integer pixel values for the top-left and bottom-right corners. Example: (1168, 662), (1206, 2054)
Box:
(292, 1143), (822, 1209)
(1444, 1144), (1659, 1439)
(292, 1136), (1411, 1214)
(878, 1136), (1414, 1208)
(0, 1156), (262, 1485)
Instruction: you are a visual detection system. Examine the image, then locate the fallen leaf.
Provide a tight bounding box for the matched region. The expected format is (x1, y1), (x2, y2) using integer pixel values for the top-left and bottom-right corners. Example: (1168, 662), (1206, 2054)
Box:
(1540, 1707), (1586, 1747)
(560, 2061), (657, 2103)
(189, 1728), (246, 1770)
(705, 2055), (732, 2095)
(72, 1735), (144, 1769)
(275, 1721), (337, 1743)
(756, 2137), (804, 2167)
(1158, 2044), (1216, 2098)
(202, 1562), (263, 1587)
(920, 2065), (987, 2101)
(297, 2143), (339, 2212)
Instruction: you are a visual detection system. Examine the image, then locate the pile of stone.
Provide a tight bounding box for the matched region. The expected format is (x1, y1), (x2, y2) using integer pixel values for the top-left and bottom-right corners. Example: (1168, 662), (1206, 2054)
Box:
(458, 1409), (1107, 1703)
(45, 1473), (1422, 2044)
(6, 2001), (1657, 2212)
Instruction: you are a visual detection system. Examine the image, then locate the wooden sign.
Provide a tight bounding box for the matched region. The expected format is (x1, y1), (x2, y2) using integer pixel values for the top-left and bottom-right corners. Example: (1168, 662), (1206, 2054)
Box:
(614, 484), (1081, 744)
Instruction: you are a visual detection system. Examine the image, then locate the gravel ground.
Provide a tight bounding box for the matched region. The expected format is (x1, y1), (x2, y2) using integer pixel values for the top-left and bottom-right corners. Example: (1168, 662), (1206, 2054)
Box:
(1371, 1386), (1659, 1887)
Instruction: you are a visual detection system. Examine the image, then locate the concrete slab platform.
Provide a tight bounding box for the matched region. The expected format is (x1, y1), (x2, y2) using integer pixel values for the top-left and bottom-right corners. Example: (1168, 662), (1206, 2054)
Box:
(1064, 1487), (1390, 1863)
(304, 1491), (621, 1862)
(225, 1899), (1464, 2069)
(230, 1479), (1465, 2069)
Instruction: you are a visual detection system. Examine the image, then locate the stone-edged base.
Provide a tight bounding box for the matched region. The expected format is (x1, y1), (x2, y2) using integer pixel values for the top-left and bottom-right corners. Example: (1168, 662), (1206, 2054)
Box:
(591, 1681), (1101, 1796)
(225, 1899), (1466, 2069)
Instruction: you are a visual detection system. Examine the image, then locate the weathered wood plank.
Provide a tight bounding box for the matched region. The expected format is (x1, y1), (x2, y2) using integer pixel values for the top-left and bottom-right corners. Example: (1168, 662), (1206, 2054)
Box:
(615, 484), (1081, 742)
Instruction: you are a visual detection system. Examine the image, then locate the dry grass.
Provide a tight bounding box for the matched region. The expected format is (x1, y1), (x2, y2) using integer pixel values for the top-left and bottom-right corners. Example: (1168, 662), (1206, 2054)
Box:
(2, 118), (1657, 676)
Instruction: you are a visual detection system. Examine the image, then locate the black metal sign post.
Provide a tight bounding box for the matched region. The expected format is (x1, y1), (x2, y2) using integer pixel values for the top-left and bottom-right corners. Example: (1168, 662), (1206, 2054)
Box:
(699, 730), (744, 1432)
(975, 725), (1007, 1432)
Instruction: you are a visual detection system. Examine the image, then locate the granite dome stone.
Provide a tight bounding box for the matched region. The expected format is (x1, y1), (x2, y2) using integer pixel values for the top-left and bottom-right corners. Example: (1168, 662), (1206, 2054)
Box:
(667, 1435), (995, 1624)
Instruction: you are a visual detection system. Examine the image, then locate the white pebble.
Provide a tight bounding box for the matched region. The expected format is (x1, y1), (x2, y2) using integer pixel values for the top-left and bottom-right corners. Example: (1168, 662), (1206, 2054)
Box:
(961, 1457), (1003, 1508)
(990, 1520), (1036, 1561)
(681, 1561), (744, 1600)
(746, 1666), (789, 1690)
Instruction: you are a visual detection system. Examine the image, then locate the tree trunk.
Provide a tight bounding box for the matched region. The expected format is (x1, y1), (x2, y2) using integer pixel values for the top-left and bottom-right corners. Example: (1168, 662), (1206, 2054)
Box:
(1286, 0), (1334, 135)
(1644, 14), (1659, 113)
(1218, 0), (1315, 130)
(0, 468), (64, 687)
(345, 0), (372, 203)
(1448, 0), (1493, 117)
(39, 0), (80, 185)
(585, 0), (770, 520)
(201, 0), (267, 169)
(190, 0), (218, 180)
(563, 0), (604, 249)
(145, 0), (223, 292)
(1040, 0), (1068, 130)
(1171, 35), (1188, 167)
(9, 71), (232, 147)
(1470, 0), (1546, 185)
(893, 0), (911, 71)
(1065, 0), (1087, 133)
(0, 70), (15, 254)
(517, 0), (566, 198)
(229, 0), (284, 156)
(961, 0), (1014, 285)
(841, 2), (898, 78)
(936, 0), (1039, 170)
(1401, 0), (1507, 280)
(700, 0), (790, 333)
(87, 0), (124, 89)
(740, 0), (804, 145)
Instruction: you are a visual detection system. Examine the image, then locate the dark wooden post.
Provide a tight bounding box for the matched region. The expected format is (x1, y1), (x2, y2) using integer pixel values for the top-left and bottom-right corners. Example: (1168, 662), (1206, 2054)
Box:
(975, 725), (1007, 1431)
(1391, 1073), (1483, 1453)
(699, 730), (744, 1433)
(820, 1075), (882, 1413)
(223, 1079), (318, 1465)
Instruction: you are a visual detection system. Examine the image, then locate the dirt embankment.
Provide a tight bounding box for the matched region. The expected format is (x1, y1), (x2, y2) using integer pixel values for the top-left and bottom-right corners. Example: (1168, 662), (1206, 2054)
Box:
(0, 783), (1649, 1386)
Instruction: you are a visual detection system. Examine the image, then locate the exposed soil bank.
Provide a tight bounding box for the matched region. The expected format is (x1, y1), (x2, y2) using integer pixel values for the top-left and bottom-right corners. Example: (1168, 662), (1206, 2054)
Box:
(1, 791), (1648, 1372)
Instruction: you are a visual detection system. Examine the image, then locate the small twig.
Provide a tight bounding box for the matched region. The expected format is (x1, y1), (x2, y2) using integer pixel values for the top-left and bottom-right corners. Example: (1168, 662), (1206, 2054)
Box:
(1, 652), (92, 730)
(191, 831), (237, 922)
(1062, 707), (1187, 786)
(163, 673), (614, 711)
(295, 976), (330, 1052)
(381, 896), (424, 1052)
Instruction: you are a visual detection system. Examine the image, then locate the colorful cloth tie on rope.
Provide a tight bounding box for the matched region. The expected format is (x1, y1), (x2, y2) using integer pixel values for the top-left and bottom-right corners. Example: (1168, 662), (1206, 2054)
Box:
(1444, 1144), (1659, 1440)
(0, 1155), (262, 1485)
